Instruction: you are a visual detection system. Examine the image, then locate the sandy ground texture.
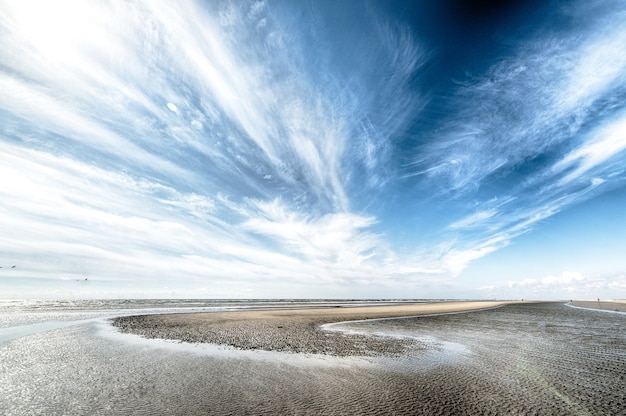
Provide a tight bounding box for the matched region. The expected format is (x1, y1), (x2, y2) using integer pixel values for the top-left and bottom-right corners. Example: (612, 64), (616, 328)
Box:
(570, 300), (626, 312)
(106, 302), (626, 415)
(4, 302), (624, 415)
(113, 301), (506, 356)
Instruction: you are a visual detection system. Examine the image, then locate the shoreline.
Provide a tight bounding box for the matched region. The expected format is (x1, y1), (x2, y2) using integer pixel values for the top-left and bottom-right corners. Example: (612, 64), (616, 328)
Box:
(113, 300), (513, 356)
(568, 300), (626, 313)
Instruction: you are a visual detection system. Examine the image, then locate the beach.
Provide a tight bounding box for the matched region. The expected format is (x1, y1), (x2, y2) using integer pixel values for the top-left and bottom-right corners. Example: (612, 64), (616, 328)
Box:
(2, 301), (625, 415)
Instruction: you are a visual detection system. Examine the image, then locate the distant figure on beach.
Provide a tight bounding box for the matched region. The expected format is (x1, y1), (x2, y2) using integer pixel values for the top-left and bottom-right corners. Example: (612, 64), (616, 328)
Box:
(597, 298), (600, 303)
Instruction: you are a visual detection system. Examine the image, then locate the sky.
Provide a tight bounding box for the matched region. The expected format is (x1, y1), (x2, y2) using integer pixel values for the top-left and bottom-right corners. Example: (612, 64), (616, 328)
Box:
(1, 0), (626, 300)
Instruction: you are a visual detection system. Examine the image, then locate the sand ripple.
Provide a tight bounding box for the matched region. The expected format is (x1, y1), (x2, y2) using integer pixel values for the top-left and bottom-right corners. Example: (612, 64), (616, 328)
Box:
(111, 302), (625, 415)
(2, 302), (624, 415)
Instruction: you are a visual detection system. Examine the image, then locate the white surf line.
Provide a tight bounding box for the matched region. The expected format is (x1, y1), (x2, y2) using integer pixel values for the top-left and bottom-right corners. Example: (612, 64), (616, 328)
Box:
(320, 303), (507, 334)
(565, 302), (626, 316)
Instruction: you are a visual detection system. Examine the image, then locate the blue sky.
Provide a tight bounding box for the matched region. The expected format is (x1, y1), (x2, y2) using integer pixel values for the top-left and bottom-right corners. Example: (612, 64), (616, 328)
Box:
(1, 0), (625, 299)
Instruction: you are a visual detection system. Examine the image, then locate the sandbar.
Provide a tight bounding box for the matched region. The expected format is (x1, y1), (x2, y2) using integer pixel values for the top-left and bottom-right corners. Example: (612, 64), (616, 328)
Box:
(113, 301), (508, 356)
(570, 300), (626, 313)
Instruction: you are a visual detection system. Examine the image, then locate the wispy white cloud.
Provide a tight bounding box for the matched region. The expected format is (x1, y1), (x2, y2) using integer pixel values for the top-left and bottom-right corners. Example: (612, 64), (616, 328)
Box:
(0, 142), (434, 295)
(411, 2), (626, 191)
(553, 110), (626, 185)
(1, 0), (625, 298)
(1, 0), (425, 247)
(0, 75), (186, 180)
(400, 1), (626, 272)
(449, 209), (499, 230)
(241, 199), (381, 267)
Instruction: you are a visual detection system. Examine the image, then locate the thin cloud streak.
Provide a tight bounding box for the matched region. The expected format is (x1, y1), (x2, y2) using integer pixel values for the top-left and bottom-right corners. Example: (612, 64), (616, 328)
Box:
(401, 1), (626, 275)
(554, 110), (626, 185)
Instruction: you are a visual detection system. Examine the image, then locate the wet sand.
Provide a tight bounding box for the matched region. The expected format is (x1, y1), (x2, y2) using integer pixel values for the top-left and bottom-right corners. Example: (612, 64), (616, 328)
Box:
(570, 300), (626, 313)
(4, 302), (623, 415)
(113, 301), (507, 356)
(108, 302), (626, 415)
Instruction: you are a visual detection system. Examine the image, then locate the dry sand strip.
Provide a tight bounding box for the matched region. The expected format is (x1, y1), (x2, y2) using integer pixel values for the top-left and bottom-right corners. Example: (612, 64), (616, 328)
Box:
(570, 300), (626, 313)
(113, 301), (511, 356)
